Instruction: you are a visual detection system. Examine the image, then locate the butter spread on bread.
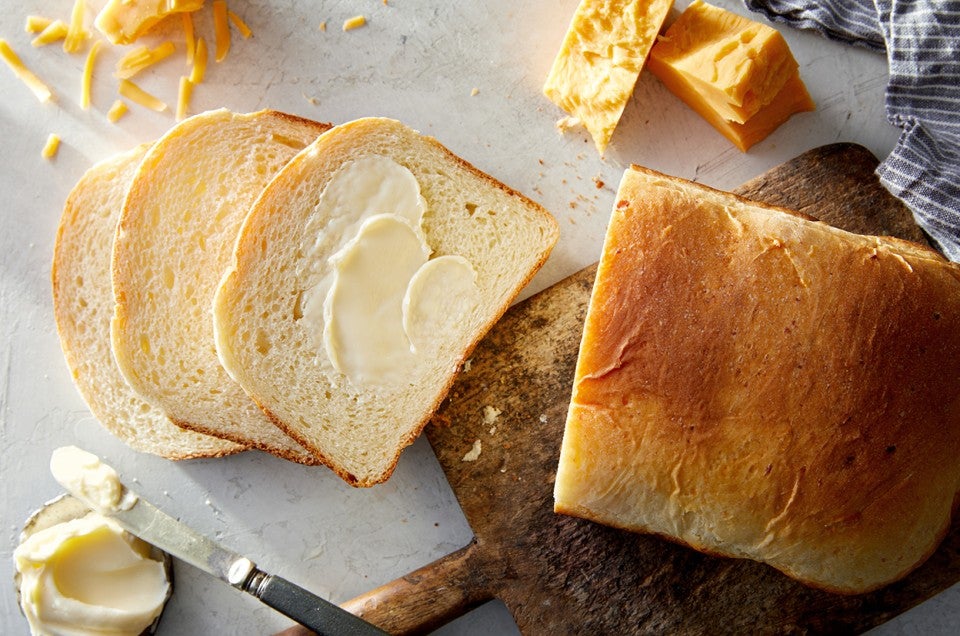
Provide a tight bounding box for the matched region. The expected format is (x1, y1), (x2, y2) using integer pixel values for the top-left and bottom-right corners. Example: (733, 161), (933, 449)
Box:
(111, 109), (330, 464)
(52, 143), (244, 460)
(213, 117), (559, 486)
(555, 165), (960, 594)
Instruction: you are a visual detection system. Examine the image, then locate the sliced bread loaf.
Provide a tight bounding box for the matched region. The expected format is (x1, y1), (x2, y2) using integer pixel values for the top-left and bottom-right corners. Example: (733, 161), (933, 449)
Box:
(111, 109), (331, 464)
(52, 143), (245, 459)
(213, 117), (559, 486)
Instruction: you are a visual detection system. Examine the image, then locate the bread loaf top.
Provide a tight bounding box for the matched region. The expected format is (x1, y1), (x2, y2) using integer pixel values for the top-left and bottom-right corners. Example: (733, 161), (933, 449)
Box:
(555, 164), (960, 593)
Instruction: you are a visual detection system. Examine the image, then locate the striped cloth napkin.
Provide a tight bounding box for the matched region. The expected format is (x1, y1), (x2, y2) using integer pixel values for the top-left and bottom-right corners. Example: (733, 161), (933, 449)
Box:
(744, 0), (960, 262)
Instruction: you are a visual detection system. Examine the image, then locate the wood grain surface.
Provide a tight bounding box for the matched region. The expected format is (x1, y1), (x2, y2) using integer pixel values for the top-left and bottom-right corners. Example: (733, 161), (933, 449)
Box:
(334, 144), (957, 635)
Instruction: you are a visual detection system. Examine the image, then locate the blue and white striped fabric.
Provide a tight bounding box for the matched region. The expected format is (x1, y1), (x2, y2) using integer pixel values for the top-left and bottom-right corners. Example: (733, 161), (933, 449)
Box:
(744, 0), (960, 262)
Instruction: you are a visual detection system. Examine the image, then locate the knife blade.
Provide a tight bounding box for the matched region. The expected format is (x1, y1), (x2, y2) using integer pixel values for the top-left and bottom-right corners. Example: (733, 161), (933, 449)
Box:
(50, 446), (387, 636)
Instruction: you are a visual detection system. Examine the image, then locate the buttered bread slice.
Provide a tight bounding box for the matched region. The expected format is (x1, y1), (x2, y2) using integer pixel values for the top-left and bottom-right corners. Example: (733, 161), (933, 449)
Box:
(53, 143), (245, 459)
(555, 165), (960, 593)
(111, 109), (330, 464)
(213, 117), (559, 486)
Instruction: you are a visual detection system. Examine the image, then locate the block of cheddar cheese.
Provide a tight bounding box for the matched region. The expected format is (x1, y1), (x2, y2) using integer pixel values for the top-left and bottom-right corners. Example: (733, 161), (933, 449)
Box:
(648, 0), (814, 151)
(543, 0), (674, 155)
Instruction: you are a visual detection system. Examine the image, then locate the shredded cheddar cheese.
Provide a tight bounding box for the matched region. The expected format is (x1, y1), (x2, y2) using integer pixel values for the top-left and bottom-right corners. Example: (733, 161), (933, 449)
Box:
(81, 40), (102, 109)
(190, 37), (208, 83)
(319, 21), (327, 32)
(115, 41), (175, 79)
(213, 0), (230, 62)
(176, 76), (193, 121)
(107, 99), (128, 122)
(31, 20), (69, 47)
(0, 39), (53, 102)
(182, 12), (195, 65)
(42, 133), (61, 159)
(25, 15), (54, 33)
(343, 15), (366, 31)
(63, 0), (88, 54)
(119, 79), (167, 111)
(228, 10), (252, 38)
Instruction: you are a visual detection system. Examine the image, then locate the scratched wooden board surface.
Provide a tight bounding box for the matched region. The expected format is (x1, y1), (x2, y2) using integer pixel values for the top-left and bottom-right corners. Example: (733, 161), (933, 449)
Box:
(339, 144), (957, 635)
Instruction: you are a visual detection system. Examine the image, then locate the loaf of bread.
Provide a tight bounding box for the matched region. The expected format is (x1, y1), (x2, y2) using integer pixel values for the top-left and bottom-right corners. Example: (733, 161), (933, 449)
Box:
(111, 109), (330, 464)
(52, 143), (245, 459)
(213, 117), (559, 486)
(555, 165), (960, 593)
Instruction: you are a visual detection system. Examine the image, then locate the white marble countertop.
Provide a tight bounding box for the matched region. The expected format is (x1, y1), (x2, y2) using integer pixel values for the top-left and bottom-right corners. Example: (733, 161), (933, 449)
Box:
(1, 1), (956, 634)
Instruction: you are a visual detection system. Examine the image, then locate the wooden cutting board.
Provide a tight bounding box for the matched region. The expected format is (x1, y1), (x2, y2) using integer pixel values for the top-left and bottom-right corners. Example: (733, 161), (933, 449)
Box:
(339, 144), (959, 634)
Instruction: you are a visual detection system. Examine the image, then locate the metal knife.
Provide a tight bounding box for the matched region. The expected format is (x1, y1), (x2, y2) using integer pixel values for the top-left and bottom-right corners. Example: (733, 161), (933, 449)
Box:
(52, 447), (387, 636)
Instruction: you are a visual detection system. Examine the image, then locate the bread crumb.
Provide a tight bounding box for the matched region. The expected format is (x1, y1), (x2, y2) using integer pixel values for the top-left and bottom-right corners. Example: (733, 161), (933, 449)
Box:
(462, 439), (482, 462)
(489, 426), (497, 435)
(593, 176), (604, 189)
(483, 405), (501, 425)
(343, 15), (366, 31)
(463, 358), (472, 372)
(539, 413), (548, 423)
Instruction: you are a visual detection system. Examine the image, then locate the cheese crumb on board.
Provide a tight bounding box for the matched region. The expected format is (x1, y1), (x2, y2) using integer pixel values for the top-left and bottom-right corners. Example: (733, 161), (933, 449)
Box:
(228, 10), (252, 38)
(647, 0), (814, 151)
(106, 99), (128, 122)
(213, 0), (230, 62)
(543, 0), (673, 155)
(81, 40), (102, 109)
(31, 20), (69, 47)
(41, 133), (60, 159)
(319, 21), (327, 32)
(25, 15), (54, 33)
(118, 79), (167, 111)
(462, 440), (482, 462)
(343, 15), (367, 31)
(115, 41), (176, 80)
(0, 39), (54, 102)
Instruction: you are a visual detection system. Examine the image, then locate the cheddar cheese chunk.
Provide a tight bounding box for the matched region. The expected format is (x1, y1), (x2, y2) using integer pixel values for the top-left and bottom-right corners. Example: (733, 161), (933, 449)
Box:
(544, 0), (673, 155)
(648, 0), (813, 151)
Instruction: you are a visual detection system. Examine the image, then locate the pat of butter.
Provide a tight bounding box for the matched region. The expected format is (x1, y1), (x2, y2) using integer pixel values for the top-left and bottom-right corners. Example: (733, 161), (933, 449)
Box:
(14, 513), (169, 636)
(96, 0), (204, 45)
(50, 446), (136, 513)
(300, 156), (479, 386)
(543, 0), (673, 154)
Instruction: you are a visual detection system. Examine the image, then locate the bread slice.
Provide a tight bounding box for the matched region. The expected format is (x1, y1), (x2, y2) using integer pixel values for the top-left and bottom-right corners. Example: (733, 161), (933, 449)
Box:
(555, 165), (960, 593)
(111, 109), (331, 464)
(213, 117), (559, 486)
(52, 143), (245, 460)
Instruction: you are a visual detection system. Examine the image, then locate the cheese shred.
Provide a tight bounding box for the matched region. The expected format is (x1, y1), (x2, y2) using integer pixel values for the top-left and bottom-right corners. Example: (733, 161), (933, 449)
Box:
(343, 15), (367, 31)
(41, 133), (61, 159)
(63, 0), (88, 54)
(228, 10), (252, 38)
(182, 12), (196, 65)
(190, 37), (208, 84)
(106, 99), (128, 122)
(31, 20), (69, 47)
(213, 0), (230, 62)
(115, 41), (175, 80)
(0, 39), (53, 102)
(176, 76), (193, 121)
(118, 79), (167, 112)
(25, 15), (53, 33)
(81, 40), (102, 109)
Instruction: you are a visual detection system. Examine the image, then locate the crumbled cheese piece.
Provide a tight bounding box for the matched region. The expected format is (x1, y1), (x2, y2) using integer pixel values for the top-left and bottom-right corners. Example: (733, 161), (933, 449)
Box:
(116, 41), (175, 80)
(190, 37), (208, 83)
(63, 0), (89, 54)
(318, 21), (327, 32)
(25, 15), (53, 33)
(462, 440), (482, 462)
(483, 405), (501, 425)
(107, 99), (128, 122)
(41, 133), (60, 159)
(213, 0), (230, 62)
(118, 79), (167, 111)
(176, 76), (193, 120)
(228, 10), (252, 38)
(343, 15), (366, 31)
(470, 87), (479, 96)
(0, 39), (54, 102)
(31, 20), (69, 47)
(81, 40), (102, 109)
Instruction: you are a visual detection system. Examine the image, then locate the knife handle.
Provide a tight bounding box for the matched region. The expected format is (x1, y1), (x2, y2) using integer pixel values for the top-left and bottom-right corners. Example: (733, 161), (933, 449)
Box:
(245, 570), (389, 636)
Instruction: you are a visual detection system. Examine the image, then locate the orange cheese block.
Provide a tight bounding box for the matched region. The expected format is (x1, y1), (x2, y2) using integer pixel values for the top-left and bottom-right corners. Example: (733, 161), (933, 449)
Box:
(648, 0), (814, 151)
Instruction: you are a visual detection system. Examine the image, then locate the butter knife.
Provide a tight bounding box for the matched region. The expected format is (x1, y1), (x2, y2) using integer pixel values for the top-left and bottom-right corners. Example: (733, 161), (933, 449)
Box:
(50, 446), (387, 636)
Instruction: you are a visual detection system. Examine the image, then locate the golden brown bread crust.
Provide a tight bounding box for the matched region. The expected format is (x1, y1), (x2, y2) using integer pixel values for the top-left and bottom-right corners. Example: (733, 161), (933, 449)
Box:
(554, 165), (960, 594)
